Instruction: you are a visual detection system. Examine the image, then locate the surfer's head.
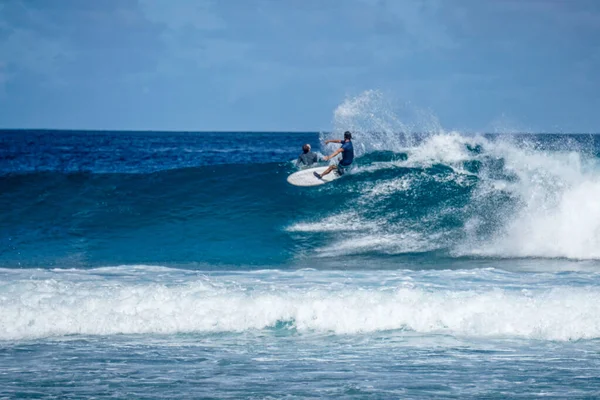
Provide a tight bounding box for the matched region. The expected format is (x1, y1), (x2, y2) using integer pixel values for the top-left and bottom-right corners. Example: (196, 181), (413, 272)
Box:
(344, 131), (352, 141)
(302, 144), (311, 153)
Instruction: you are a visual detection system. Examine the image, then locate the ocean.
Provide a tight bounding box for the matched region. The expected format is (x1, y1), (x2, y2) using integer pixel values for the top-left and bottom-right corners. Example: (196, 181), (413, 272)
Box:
(2, 128), (600, 398)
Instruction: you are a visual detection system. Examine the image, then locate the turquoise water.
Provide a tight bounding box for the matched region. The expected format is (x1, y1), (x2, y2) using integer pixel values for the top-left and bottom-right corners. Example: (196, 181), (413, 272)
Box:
(2, 129), (600, 398)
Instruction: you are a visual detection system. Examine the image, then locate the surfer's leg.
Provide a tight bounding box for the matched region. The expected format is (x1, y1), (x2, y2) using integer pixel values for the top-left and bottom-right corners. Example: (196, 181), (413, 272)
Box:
(314, 165), (336, 179)
(321, 165), (336, 176)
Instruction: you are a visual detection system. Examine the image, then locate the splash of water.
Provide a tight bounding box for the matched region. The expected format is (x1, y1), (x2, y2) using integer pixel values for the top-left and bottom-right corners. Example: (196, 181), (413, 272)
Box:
(321, 90), (443, 156)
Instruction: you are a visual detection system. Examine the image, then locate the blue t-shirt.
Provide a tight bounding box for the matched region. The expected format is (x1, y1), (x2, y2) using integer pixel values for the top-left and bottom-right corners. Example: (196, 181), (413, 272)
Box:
(340, 140), (354, 166)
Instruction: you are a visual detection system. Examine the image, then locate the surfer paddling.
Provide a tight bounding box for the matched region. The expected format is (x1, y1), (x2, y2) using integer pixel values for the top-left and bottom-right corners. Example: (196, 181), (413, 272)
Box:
(314, 131), (354, 179)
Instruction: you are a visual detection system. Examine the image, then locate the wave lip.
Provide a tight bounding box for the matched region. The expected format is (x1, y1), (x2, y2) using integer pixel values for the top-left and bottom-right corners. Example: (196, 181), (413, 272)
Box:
(2, 277), (600, 341)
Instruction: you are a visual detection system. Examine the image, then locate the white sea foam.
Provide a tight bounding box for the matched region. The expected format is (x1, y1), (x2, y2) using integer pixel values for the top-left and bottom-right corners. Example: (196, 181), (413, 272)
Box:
(404, 131), (481, 168)
(419, 134), (600, 260)
(458, 137), (600, 260)
(2, 273), (600, 341)
(361, 176), (414, 199)
(315, 231), (440, 257)
(286, 212), (381, 233)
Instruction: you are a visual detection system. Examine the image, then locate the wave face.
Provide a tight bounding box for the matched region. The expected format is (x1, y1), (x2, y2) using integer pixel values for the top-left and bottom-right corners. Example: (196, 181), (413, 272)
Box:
(2, 127), (600, 266)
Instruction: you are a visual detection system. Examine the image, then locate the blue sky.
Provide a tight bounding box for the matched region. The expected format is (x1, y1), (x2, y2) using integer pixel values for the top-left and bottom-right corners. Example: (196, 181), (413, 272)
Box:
(1, 0), (599, 132)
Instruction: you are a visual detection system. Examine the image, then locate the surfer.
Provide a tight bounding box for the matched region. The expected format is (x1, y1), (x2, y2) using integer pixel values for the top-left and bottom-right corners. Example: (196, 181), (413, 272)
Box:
(297, 144), (319, 167)
(314, 131), (354, 179)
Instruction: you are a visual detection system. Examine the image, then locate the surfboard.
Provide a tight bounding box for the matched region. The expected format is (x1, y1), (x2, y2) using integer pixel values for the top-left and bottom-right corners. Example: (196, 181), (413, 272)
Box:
(287, 166), (341, 187)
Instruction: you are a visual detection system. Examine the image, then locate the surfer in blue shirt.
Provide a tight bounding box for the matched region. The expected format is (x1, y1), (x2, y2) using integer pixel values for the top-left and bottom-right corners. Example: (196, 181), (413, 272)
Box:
(314, 131), (354, 179)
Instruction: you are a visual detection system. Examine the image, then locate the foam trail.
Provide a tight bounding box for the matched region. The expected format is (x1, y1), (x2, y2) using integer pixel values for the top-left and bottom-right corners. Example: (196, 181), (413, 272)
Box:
(286, 212), (382, 233)
(2, 275), (600, 341)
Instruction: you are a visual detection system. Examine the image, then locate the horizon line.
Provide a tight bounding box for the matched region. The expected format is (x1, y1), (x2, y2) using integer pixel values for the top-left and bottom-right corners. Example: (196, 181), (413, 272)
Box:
(1, 128), (599, 135)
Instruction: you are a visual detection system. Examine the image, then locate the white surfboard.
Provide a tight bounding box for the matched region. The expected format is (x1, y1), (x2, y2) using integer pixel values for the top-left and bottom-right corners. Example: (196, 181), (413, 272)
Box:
(287, 166), (341, 187)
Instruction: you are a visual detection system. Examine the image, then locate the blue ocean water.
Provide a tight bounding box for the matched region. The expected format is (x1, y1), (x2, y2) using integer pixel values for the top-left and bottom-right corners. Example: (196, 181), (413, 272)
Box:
(2, 128), (600, 398)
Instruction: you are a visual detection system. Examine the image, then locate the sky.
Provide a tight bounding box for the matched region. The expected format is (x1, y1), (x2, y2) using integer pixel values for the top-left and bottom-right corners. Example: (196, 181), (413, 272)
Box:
(1, 0), (600, 132)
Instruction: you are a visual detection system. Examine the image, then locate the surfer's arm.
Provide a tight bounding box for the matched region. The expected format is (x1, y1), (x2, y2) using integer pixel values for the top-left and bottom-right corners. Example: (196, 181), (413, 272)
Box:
(325, 139), (342, 144)
(323, 148), (343, 161)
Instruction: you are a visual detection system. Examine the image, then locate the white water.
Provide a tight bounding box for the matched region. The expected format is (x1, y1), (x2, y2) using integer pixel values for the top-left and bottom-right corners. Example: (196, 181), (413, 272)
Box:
(460, 135), (600, 259)
(1, 267), (599, 341)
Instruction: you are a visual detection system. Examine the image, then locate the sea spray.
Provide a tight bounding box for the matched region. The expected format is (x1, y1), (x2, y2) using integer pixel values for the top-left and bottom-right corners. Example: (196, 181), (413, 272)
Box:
(321, 90), (443, 156)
